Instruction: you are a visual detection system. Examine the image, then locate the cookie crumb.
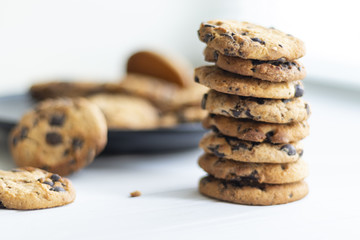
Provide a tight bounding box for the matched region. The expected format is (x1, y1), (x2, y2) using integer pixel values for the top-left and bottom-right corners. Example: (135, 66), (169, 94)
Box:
(130, 190), (141, 197)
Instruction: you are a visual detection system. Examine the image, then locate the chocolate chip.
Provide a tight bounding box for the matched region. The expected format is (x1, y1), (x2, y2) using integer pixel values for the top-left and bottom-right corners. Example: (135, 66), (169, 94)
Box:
(281, 164), (287, 170)
(280, 144), (297, 156)
(241, 32), (247, 36)
(46, 132), (63, 145)
(203, 33), (214, 43)
(289, 193), (293, 198)
(42, 181), (54, 187)
(50, 186), (66, 192)
(63, 149), (70, 156)
(278, 44), (283, 48)
(251, 67), (256, 72)
(20, 127), (28, 139)
(211, 126), (220, 133)
(194, 76), (199, 83)
(203, 24), (216, 28)
(0, 201), (5, 209)
(49, 114), (65, 126)
(12, 137), (19, 146)
(231, 109), (242, 117)
(251, 37), (266, 45)
(220, 33), (234, 41)
(72, 138), (83, 150)
(266, 131), (274, 141)
(201, 94), (208, 110)
(207, 145), (225, 158)
(50, 174), (61, 182)
(256, 99), (265, 105)
(299, 150), (304, 157)
(213, 51), (218, 61)
(245, 110), (254, 119)
(294, 84), (304, 97)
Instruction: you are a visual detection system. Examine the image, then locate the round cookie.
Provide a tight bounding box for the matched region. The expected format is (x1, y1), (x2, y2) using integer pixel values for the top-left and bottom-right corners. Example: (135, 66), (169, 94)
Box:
(9, 98), (108, 176)
(198, 20), (305, 61)
(199, 132), (303, 163)
(30, 81), (123, 100)
(204, 47), (306, 82)
(194, 66), (304, 99)
(88, 94), (159, 129)
(0, 167), (76, 210)
(199, 176), (308, 206)
(203, 114), (309, 143)
(159, 106), (207, 127)
(127, 50), (193, 87)
(198, 153), (308, 184)
(202, 90), (311, 124)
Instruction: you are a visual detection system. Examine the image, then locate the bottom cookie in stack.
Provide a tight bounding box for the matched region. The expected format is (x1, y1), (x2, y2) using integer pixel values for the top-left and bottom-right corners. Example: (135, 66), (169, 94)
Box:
(198, 153), (309, 205)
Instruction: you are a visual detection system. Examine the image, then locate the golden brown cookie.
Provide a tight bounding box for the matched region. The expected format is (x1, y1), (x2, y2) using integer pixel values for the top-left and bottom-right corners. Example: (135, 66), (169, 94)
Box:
(199, 175), (308, 205)
(202, 90), (311, 124)
(0, 167), (76, 210)
(204, 47), (306, 82)
(198, 20), (305, 60)
(203, 114), (309, 143)
(198, 153), (308, 184)
(9, 98), (108, 176)
(159, 106), (207, 127)
(88, 94), (159, 129)
(126, 50), (193, 87)
(195, 66), (304, 99)
(199, 132), (303, 163)
(30, 81), (123, 100)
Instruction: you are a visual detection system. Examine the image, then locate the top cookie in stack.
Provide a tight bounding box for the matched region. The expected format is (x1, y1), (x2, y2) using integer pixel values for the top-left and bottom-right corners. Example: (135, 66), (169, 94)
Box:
(195, 20), (311, 206)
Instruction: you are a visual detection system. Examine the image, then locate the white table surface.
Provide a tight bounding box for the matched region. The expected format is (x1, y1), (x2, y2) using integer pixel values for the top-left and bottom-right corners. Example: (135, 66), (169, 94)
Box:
(0, 83), (359, 240)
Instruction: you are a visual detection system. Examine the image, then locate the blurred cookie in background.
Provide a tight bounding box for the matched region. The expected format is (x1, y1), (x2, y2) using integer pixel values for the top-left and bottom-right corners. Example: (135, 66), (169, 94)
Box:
(87, 93), (159, 129)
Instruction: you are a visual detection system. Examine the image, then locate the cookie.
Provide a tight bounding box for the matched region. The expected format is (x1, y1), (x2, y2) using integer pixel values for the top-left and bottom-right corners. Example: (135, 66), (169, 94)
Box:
(198, 20), (305, 61)
(204, 47), (306, 82)
(30, 81), (123, 100)
(202, 90), (311, 124)
(0, 167), (76, 210)
(159, 106), (207, 127)
(88, 94), (159, 129)
(199, 132), (303, 163)
(194, 66), (304, 99)
(199, 175), (308, 205)
(203, 114), (309, 143)
(120, 74), (208, 111)
(9, 98), (108, 176)
(198, 153), (308, 184)
(127, 50), (193, 87)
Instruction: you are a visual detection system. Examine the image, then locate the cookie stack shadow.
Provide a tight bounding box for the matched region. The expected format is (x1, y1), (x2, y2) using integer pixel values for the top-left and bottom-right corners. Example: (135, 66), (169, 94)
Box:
(195, 20), (311, 205)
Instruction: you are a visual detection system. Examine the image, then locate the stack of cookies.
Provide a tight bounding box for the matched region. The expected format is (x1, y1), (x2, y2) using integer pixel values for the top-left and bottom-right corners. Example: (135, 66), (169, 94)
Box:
(195, 20), (311, 205)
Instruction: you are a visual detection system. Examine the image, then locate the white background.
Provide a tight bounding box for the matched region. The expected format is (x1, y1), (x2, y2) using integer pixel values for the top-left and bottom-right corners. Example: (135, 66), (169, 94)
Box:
(1, 0), (360, 94)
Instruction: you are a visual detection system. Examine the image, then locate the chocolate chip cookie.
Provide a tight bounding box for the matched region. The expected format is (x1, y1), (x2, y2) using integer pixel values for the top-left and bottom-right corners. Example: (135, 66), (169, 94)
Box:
(199, 132), (303, 163)
(202, 90), (311, 124)
(198, 153), (308, 184)
(198, 20), (305, 60)
(199, 175), (308, 205)
(0, 167), (76, 210)
(88, 94), (159, 129)
(9, 98), (108, 176)
(195, 66), (304, 99)
(204, 47), (306, 82)
(203, 114), (309, 143)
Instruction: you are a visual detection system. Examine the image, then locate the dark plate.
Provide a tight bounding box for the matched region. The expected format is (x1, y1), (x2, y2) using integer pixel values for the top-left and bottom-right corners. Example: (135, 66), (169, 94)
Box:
(0, 94), (206, 153)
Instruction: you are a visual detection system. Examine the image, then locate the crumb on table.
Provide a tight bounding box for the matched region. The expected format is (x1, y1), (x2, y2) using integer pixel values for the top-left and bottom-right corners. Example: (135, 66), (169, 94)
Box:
(130, 190), (141, 197)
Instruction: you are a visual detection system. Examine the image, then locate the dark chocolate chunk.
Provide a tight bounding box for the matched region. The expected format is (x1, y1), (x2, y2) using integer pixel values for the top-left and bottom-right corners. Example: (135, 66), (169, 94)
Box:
(49, 114), (66, 126)
(201, 93), (208, 110)
(12, 137), (19, 146)
(50, 174), (61, 182)
(278, 44), (283, 48)
(194, 76), (199, 83)
(203, 24), (216, 28)
(0, 201), (5, 209)
(231, 109), (242, 117)
(50, 186), (66, 192)
(294, 84), (304, 98)
(203, 33), (214, 43)
(213, 51), (219, 61)
(289, 193), (293, 198)
(280, 144), (297, 156)
(20, 127), (29, 139)
(45, 132), (63, 145)
(282, 99), (291, 104)
(305, 103), (310, 115)
(245, 110), (254, 119)
(251, 37), (265, 45)
(72, 138), (83, 150)
(256, 99), (265, 105)
(207, 145), (225, 158)
(42, 181), (54, 187)
(299, 150), (304, 157)
(63, 149), (70, 156)
(251, 67), (256, 72)
(220, 33), (234, 41)
(241, 32), (248, 36)
(266, 131), (274, 141)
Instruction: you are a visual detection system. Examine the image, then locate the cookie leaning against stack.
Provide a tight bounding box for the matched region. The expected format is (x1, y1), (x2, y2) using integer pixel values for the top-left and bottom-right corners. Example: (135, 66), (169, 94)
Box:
(195, 20), (311, 205)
